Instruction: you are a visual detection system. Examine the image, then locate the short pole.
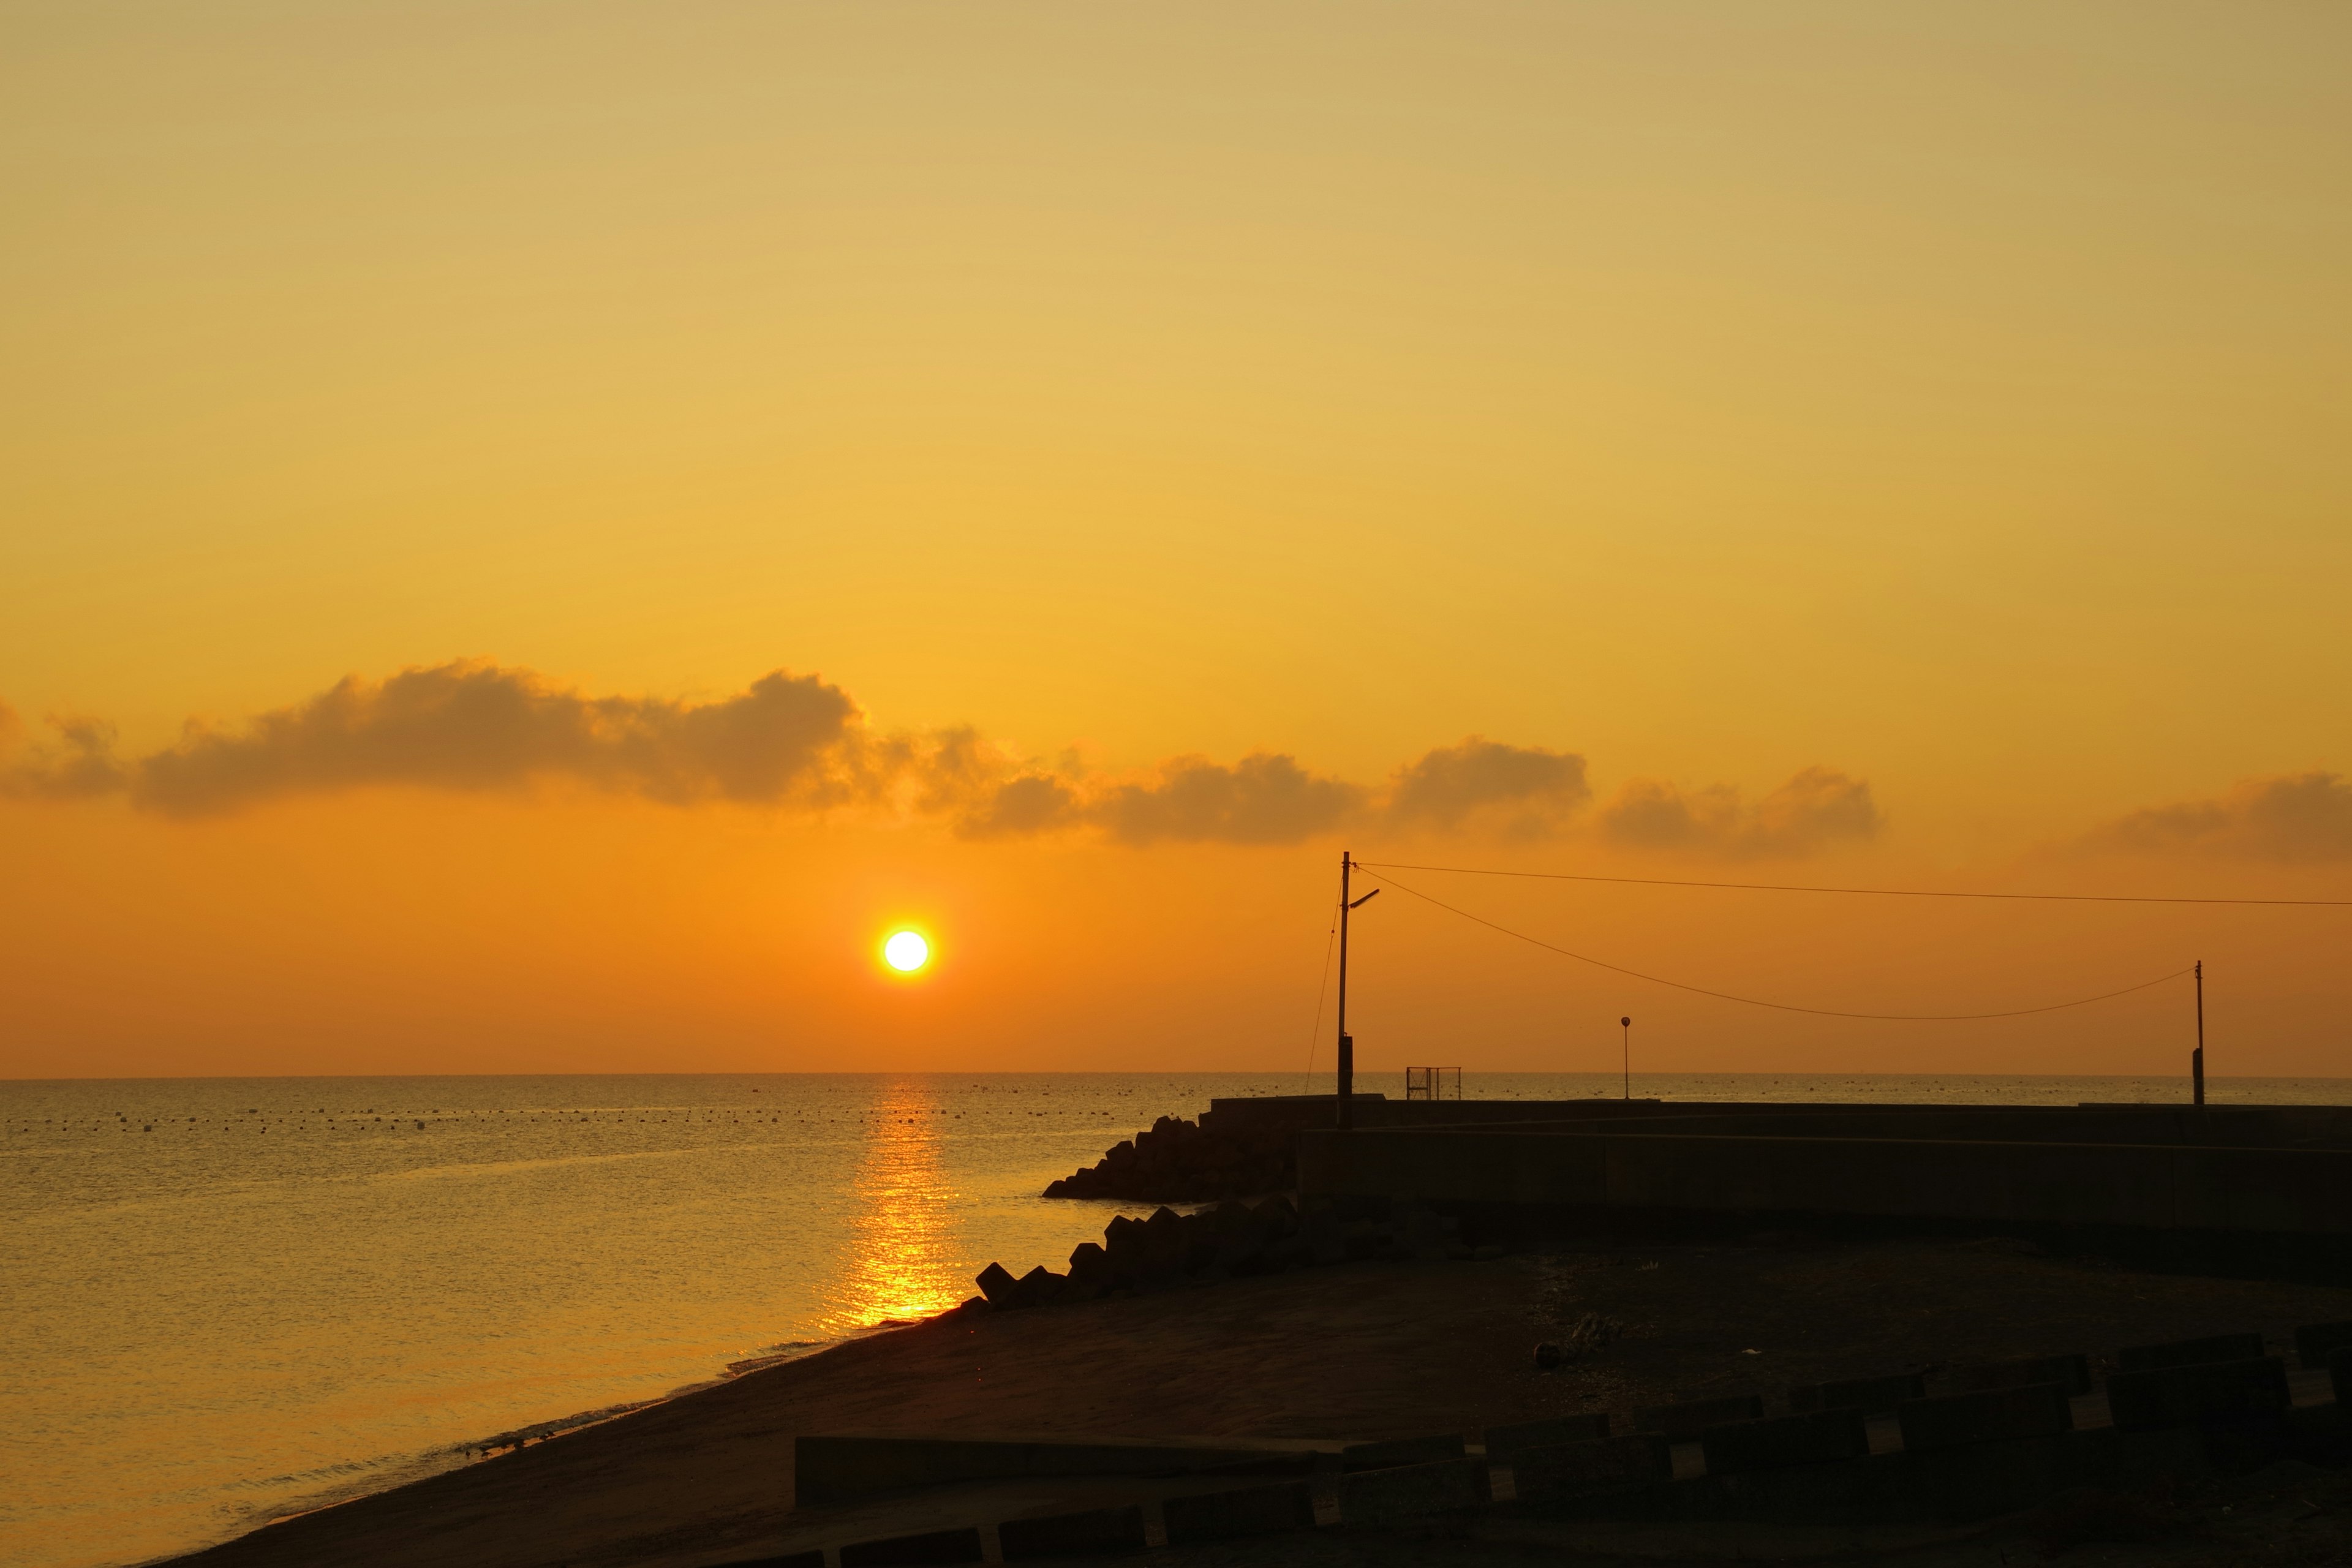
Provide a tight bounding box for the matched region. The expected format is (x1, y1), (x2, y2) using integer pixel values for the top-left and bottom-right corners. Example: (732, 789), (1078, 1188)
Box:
(2192, 959), (2205, 1107)
(1621, 1016), (1632, 1100)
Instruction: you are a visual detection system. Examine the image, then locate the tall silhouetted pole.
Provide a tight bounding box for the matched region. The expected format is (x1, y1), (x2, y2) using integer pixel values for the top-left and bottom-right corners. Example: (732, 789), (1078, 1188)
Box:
(1621, 1016), (1632, 1100)
(2193, 960), (2205, 1107)
(1337, 852), (1354, 1129)
(1334, 852), (1379, 1131)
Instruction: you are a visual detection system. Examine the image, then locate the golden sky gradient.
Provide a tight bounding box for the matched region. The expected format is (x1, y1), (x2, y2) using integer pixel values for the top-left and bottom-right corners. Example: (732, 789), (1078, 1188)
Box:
(4, 3), (2346, 1078)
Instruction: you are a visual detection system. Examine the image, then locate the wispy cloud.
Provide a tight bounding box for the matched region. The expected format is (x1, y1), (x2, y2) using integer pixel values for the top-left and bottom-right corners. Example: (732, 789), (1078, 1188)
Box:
(1599, 766), (1882, 858)
(4, 663), (1879, 858)
(2086, 772), (2352, 863)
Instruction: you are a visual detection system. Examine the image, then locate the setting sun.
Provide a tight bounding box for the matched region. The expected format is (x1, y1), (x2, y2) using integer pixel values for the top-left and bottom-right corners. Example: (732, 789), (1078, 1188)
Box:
(881, 930), (930, 973)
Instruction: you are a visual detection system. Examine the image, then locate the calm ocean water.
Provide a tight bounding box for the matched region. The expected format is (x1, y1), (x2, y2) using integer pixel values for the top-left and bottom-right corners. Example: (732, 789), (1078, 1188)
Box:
(5, 1069), (2347, 1568)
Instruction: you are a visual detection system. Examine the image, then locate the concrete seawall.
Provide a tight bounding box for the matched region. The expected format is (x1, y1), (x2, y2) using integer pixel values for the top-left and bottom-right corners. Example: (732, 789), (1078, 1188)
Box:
(1213, 1096), (2352, 1149)
(1296, 1127), (2352, 1240)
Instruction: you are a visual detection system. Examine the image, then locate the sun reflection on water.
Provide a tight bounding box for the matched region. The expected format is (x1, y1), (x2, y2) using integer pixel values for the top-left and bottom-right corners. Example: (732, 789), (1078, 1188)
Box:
(828, 1080), (965, 1330)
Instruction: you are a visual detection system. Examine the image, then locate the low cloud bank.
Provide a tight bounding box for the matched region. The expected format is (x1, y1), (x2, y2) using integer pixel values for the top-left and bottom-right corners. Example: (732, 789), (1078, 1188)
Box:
(3, 663), (1866, 855)
(2088, 772), (2352, 863)
(1599, 766), (1882, 858)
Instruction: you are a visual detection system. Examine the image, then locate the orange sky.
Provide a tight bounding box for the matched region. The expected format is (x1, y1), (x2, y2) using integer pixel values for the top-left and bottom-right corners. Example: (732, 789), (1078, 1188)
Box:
(3, 2), (2347, 1079)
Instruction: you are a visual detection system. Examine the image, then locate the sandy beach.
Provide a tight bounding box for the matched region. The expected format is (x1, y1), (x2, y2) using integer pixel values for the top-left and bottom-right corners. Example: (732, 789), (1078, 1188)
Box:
(170, 1233), (2352, 1568)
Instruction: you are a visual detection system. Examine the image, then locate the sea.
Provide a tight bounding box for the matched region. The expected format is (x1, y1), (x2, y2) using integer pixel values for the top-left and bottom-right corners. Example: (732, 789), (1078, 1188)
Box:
(6, 1069), (2349, 1568)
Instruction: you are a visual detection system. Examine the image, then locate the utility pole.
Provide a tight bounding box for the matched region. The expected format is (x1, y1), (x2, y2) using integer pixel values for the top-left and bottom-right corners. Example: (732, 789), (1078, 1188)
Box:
(1337, 851), (1354, 1130)
(2193, 960), (2205, 1107)
(1621, 1017), (1632, 1101)
(1334, 851), (1380, 1131)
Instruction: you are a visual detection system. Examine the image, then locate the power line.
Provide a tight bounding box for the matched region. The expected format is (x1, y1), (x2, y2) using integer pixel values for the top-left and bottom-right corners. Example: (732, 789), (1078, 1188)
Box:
(1354, 859), (2352, 908)
(1300, 893), (1340, 1091)
(1354, 868), (2195, 1022)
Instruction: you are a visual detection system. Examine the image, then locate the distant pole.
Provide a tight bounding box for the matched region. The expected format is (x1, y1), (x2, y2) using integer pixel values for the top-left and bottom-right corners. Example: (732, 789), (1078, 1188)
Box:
(1621, 1017), (1632, 1101)
(1336, 851), (1354, 1131)
(2192, 960), (2205, 1107)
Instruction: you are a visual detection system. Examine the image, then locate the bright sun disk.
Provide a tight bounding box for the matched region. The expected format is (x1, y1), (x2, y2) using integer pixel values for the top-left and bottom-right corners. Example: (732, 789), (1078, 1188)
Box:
(883, 930), (929, 972)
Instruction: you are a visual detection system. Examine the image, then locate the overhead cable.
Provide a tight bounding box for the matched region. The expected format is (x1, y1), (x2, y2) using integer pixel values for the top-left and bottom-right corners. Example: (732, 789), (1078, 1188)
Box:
(1354, 860), (2352, 908)
(1353, 869), (2194, 1022)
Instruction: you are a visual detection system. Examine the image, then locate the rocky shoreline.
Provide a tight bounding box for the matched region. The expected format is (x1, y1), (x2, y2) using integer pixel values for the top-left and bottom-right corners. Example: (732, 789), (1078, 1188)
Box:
(1040, 1114), (1295, 1203)
(973, 1192), (1501, 1311)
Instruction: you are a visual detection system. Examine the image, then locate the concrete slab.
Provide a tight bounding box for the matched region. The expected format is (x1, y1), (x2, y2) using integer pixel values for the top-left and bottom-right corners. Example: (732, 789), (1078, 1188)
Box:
(1633, 1395), (1763, 1438)
(1699, 1409), (1870, 1475)
(1507, 1435), (1672, 1502)
(2106, 1355), (2291, 1431)
(2116, 1332), (2264, 1371)
(995, 1504), (1147, 1561)
(1897, 1384), (2072, 1452)
(1159, 1480), (1317, 1545)
(2296, 1319), (2352, 1369)
(794, 1434), (1308, 1504)
(838, 1526), (985, 1566)
(1948, 1352), (2090, 1397)
(1336, 1458), (1483, 1526)
(1481, 1413), (1611, 1463)
(1790, 1373), (1925, 1414)
(1338, 1434), (1464, 1470)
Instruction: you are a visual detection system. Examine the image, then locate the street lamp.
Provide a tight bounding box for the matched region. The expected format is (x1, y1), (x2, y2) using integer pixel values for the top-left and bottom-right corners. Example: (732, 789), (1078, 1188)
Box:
(1621, 1017), (1632, 1101)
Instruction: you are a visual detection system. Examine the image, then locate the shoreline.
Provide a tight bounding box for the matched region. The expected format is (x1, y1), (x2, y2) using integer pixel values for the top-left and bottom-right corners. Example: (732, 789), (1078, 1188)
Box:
(165, 1231), (2352, 1568)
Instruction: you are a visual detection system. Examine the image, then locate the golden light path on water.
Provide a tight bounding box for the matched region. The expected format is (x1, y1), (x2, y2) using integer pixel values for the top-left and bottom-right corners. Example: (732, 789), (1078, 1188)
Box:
(829, 1077), (966, 1330)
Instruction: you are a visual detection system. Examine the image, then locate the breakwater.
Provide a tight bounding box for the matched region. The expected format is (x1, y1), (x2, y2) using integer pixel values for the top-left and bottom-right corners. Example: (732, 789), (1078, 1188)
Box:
(1287, 1096), (2352, 1273)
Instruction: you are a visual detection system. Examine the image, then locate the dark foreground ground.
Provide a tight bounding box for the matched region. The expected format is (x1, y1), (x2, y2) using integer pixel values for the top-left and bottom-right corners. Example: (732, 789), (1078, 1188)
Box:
(173, 1232), (2352, 1568)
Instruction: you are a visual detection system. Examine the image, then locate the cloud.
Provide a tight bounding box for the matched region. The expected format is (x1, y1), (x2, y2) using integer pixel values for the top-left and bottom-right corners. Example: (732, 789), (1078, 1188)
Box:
(121, 662), (869, 817)
(2087, 772), (2352, 863)
(1600, 766), (1882, 857)
(0, 704), (128, 801)
(957, 774), (1082, 839)
(1383, 737), (1588, 835)
(2, 663), (1883, 858)
(1090, 754), (1365, 846)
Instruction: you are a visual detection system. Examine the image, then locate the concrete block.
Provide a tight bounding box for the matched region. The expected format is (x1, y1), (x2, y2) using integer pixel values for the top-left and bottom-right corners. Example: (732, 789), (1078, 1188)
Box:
(1789, 1372), (1926, 1413)
(2329, 1346), (2352, 1408)
(1700, 1409), (1870, 1474)
(974, 1263), (1017, 1304)
(1895, 1434), (2074, 1521)
(2106, 1356), (2290, 1431)
(997, 1504), (1147, 1560)
(714, 1554), (823, 1568)
(1340, 1434), (1466, 1470)
(839, 1527), (985, 1566)
(1161, 1480), (1317, 1544)
(1897, 1384), (2072, 1452)
(1481, 1413), (1611, 1463)
(1507, 1435), (1672, 1501)
(1632, 1395), (1763, 1438)
(2116, 1332), (2264, 1371)
(1949, 1352), (2091, 1397)
(1336, 1457), (1483, 1526)
(2295, 1319), (2352, 1370)
(794, 1434), (1294, 1504)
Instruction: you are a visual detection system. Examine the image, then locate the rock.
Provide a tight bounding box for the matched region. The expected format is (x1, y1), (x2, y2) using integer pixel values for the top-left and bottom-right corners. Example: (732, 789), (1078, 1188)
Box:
(1534, 1341), (1566, 1369)
(1009, 1265), (1063, 1308)
(1039, 1115), (1295, 1203)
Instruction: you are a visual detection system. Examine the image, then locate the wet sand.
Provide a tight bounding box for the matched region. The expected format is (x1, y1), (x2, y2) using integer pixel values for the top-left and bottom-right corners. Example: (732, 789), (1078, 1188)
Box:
(171, 1235), (2352, 1568)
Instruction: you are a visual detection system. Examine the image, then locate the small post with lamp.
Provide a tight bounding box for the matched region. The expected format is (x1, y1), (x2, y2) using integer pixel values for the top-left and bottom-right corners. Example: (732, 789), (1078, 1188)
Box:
(1335, 851), (1380, 1130)
(1621, 1016), (1632, 1101)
